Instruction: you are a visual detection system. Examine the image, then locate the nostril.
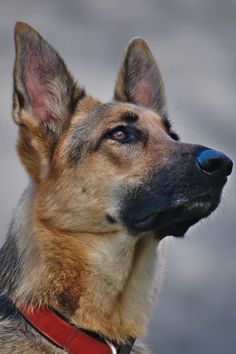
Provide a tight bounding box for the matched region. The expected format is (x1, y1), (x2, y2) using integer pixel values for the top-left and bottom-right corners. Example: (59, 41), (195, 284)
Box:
(196, 149), (233, 176)
(197, 154), (222, 174)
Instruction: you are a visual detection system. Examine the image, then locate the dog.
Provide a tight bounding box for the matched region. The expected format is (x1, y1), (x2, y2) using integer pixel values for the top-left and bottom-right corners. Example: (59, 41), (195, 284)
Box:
(0, 22), (232, 354)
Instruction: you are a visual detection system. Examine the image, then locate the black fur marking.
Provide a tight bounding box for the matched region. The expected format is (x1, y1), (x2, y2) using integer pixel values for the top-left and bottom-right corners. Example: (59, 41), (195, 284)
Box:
(120, 112), (139, 124)
(57, 293), (77, 313)
(106, 214), (117, 224)
(169, 130), (179, 141)
(0, 229), (21, 296)
(14, 85), (25, 109)
(68, 87), (86, 116)
(0, 291), (21, 322)
(162, 115), (179, 141)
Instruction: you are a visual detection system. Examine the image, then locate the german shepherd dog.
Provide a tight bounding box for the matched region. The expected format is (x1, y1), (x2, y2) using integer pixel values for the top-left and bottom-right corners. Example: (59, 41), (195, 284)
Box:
(0, 22), (232, 354)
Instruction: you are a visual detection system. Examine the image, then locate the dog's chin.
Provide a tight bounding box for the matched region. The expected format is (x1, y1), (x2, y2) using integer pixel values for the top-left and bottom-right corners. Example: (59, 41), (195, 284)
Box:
(129, 194), (221, 240)
(131, 212), (200, 240)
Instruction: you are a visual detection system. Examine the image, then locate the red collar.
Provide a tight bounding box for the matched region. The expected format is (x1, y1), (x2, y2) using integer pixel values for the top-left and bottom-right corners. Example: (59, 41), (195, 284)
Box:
(18, 305), (117, 354)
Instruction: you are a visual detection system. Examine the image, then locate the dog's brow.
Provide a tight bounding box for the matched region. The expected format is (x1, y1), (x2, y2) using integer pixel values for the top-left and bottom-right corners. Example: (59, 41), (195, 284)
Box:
(120, 112), (139, 124)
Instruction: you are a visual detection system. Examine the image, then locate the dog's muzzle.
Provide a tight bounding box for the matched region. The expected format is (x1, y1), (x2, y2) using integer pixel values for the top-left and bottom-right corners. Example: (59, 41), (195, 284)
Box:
(120, 146), (233, 239)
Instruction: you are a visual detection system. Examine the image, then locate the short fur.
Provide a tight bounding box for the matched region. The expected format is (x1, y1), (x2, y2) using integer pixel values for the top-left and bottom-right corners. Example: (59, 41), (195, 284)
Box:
(0, 22), (231, 354)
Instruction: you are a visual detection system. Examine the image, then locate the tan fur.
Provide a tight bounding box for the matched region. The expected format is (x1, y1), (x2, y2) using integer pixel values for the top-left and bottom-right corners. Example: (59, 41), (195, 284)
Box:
(0, 23), (175, 354)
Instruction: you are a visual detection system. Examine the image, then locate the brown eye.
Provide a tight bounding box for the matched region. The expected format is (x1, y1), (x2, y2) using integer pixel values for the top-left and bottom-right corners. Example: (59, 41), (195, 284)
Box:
(111, 129), (128, 142)
(105, 125), (140, 144)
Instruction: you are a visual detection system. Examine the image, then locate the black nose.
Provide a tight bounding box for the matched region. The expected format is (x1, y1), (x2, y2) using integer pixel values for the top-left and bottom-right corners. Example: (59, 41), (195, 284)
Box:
(196, 149), (233, 177)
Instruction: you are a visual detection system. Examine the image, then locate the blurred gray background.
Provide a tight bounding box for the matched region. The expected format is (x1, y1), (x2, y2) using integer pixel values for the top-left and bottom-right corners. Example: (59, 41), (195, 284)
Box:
(0, 1), (235, 353)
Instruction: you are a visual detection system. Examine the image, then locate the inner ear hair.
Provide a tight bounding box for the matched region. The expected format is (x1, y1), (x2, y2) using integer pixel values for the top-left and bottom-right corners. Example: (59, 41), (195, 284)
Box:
(114, 37), (167, 118)
(13, 22), (85, 136)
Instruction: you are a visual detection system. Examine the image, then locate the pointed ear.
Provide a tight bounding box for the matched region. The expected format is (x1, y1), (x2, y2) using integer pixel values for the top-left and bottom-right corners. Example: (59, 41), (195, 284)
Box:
(13, 23), (86, 182)
(13, 22), (85, 135)
(114, 38), (167, 117)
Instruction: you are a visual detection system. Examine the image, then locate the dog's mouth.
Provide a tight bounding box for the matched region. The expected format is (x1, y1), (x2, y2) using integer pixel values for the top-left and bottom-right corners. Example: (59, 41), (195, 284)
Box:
(132, 211), (200, 238)
(129, 192), (221, 239)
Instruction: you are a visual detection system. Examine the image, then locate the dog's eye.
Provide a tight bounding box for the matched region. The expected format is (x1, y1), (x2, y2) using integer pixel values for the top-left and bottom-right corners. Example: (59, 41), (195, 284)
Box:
(111, 128), (128, 142)
(108, 126), (138, 144)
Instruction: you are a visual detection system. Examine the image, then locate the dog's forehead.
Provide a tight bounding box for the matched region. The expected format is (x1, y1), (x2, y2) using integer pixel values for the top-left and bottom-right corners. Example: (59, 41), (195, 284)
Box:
(72, 98), (164, 131)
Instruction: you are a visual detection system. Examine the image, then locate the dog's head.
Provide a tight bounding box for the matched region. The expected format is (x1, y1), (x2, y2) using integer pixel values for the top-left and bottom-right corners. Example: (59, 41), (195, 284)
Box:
(13, 22), (232, 240)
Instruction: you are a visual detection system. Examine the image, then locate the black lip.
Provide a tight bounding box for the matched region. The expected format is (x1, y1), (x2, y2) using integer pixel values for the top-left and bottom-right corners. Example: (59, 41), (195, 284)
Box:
(128, 193), (221, 239)
(131, 205), (187, 231)
(131, 210), (204, 239)
(133, 213), (157, 229)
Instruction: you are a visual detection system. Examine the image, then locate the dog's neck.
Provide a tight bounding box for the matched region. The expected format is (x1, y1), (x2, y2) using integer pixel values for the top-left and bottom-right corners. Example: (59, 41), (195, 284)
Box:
(0, 185), (162, 343)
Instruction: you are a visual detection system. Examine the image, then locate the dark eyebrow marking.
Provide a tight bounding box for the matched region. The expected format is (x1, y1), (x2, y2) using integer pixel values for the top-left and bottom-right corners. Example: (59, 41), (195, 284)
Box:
(120, 112), (139, 124)
(162, 115), (179, 141)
